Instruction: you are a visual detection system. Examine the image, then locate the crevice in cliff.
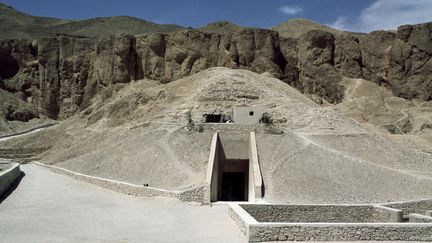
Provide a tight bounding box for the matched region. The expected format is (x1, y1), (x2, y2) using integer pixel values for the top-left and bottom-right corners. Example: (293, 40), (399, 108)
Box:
(330, 40), (335, 67)
(127, 37), (143, 80)
(0, 47), (19, 80)
(273, 41), (288, 76)
(52, 41), (61, 119)
(29, 43), (38, 57)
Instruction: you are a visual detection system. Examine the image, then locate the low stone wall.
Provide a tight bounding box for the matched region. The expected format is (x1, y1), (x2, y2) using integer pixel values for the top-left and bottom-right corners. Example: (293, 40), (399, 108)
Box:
(249, 223), (432, 242)
(383, 199), (432, 216)
(229, 204), (251, 236)
(177, 186), (205, 203)
(0, 162), (21, 196)
(230, 203), (432, 242)
(34, 162), (205, 203)
(373, 205), (403, 222)
(200, 123), (283, 134)
(409, 213), (432, 223)
(240, 204), (398, 223)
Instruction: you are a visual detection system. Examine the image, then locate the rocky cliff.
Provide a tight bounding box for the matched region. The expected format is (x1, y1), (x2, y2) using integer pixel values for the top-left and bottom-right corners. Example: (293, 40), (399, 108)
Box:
(1, 29), (288, 119)
(0, 6), (431, 121)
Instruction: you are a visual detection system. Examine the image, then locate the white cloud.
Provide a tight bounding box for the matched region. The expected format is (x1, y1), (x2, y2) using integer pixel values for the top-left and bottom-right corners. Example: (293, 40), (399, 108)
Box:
(327, 16), (347, 31)
(280, 5), (303, 15)
(328, 0), (432, 33)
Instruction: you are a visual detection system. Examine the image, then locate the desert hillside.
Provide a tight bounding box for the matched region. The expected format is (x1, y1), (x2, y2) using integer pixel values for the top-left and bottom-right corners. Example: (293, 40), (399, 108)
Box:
(0, 4), (432, 204)
(1, 68), (432, 203)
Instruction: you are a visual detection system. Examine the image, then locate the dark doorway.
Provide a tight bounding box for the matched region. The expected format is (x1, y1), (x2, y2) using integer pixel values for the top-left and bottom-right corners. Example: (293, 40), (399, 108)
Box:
(216, 159), (249, 202)
(204, 114), (222, 123)
(220, 172), (246, 201)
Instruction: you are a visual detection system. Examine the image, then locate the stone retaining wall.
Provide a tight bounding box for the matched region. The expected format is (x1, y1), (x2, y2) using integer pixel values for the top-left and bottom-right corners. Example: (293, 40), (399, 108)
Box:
(34, 162), (205, 203)
(200, 123), (284, 134)
(0, 162), (21, 196)
(230, 203), (432, 242)
(249, 223), (432, 242)
(240, 204), (398, 223)
(409, 214), (432, 223)
(229, 204), (250, 236)
(383, 199), (432, 216)
(373, 205), (403, 222)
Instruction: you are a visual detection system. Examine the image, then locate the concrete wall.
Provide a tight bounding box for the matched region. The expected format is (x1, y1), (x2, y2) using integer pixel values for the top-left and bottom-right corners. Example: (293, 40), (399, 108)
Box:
(206, 132), (250, 202)
(0, 162), (21, 196)
(218, 132), (249, 160)
(240, 204), (400, 223)
(205, 132), (219, 204)
(206, 132), (263, 203)
(233, 107), (265, 125)
(248, 132), (263, 202)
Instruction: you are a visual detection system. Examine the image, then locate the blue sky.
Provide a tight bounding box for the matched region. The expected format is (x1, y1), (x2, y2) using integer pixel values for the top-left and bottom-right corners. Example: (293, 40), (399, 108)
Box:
(2, 0), (432, 32)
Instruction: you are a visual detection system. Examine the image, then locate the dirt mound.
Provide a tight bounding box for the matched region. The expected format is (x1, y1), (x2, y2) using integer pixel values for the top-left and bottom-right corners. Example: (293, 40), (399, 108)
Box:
(2, 68), (432, 203)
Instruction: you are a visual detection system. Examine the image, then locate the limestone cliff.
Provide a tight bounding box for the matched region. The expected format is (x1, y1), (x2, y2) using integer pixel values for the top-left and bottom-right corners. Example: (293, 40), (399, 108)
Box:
(1, 29), (288, 119)
(0, 5), (431, 121)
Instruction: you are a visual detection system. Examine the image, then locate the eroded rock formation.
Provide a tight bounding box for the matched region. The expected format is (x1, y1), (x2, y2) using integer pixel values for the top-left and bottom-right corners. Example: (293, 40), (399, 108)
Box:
(0, 21), (431, 120)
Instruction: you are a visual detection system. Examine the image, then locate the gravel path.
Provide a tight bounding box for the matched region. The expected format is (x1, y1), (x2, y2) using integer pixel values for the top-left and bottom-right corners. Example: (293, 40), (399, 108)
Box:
(0, 164), (245, 243)
(0, 124), (54, 142)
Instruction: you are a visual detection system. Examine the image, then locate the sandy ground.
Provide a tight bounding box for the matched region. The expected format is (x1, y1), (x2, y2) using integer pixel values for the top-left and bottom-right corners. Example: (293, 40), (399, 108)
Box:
(0, 164), (245, 243)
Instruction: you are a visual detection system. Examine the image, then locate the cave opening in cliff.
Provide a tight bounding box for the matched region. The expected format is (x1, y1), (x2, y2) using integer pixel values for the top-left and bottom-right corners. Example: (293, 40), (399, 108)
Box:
(203, 114), (225, 123)
(0, 47), (19, 80)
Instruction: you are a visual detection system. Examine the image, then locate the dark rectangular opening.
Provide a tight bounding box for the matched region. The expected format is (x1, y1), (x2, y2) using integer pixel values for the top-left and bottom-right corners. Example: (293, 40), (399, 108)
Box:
(204, 114), (222, 123)
(249, 111), (254, 116)
(217, 159), (249, 201)
(220, 172), (246, 201)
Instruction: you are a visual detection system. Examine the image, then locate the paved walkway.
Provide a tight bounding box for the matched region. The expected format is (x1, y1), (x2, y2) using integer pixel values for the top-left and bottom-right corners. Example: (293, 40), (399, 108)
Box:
(0, 164), (245, 243)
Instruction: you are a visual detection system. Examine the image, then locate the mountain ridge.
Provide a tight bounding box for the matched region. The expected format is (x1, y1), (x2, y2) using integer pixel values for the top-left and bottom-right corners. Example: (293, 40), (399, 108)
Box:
(0, 3), (185, 39)
(2, 2), (432, 40)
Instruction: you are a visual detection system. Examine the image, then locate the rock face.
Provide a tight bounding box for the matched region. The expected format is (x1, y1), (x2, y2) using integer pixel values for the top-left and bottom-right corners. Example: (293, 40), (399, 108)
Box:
(0, 21), (431, 120)
(388, 23), (432, 100)
(1, 29), (287, 119)
(296, 30), (343, 103)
